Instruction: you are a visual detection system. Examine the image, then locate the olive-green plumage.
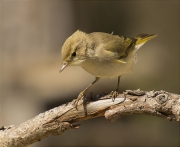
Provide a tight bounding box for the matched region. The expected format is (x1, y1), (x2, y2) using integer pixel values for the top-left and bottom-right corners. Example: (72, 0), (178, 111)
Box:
(60, 30), (157, 106)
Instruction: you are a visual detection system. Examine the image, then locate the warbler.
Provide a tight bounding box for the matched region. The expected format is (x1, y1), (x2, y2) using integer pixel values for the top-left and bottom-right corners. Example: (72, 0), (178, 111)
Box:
(60, 30), (157, 106)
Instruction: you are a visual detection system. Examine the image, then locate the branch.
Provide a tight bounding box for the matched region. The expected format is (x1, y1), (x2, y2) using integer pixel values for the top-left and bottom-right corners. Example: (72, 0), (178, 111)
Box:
(0, 89), (179, 147)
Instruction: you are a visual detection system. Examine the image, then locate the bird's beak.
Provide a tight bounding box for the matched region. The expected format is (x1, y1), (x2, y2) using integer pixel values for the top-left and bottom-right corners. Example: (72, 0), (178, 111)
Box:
(59, 62), (68, 73)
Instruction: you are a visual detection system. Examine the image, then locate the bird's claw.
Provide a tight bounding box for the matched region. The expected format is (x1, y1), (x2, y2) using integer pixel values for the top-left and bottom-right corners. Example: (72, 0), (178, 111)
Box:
(110, 90), (119, 102)
(73, 92), (84, 109)
(73, 91), (94, 110)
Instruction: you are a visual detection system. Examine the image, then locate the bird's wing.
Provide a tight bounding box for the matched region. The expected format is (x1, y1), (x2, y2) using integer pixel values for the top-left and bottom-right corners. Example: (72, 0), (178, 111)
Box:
(88, 32), (139, 64)
(89, 32), (135, 60)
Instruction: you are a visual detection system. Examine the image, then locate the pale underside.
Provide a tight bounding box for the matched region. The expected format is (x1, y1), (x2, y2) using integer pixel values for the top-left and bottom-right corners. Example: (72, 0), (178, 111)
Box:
(81, 51), (136, 78)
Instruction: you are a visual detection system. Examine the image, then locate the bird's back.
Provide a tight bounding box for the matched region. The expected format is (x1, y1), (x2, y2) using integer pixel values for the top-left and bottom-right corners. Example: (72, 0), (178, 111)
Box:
(88, 32), (132, 61)
(81, 32), (156, 78)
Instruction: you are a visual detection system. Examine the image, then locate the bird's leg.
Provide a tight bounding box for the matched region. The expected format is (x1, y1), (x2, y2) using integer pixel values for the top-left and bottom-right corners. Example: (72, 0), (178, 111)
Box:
(110, 76), (121, 101)
(74, 77), (100, 108)
(116, 76), (120, 92)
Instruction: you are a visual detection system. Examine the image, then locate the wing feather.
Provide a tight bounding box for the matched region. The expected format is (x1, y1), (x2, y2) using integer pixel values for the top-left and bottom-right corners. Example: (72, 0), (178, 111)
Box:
(89, 32), (135, 60)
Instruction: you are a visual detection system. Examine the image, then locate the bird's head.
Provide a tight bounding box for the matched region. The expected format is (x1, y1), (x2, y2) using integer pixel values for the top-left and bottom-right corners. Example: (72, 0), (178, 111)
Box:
(60, 30), (88, 72)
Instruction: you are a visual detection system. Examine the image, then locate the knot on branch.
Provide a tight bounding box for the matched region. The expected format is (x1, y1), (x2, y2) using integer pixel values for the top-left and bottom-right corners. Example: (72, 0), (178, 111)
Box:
(155, 94), (168, 104)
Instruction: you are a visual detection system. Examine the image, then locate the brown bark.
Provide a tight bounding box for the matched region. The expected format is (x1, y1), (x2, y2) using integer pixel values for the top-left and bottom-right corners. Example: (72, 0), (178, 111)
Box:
(0, 89), (179, 147)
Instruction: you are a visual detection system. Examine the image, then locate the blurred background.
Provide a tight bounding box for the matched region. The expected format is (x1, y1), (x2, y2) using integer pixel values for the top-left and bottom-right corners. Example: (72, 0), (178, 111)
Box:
(0, 0), (179, 147)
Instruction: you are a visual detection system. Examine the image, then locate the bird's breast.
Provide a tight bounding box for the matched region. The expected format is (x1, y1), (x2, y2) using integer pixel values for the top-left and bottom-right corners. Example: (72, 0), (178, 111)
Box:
(81, 54), (135, 78)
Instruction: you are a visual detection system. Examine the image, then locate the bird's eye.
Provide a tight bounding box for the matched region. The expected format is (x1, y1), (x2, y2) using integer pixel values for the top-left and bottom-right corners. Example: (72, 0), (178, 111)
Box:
(72, 52), (76, 57)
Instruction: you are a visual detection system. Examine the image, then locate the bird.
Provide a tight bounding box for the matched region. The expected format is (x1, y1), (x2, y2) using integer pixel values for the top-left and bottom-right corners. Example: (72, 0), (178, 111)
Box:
(60, 30), (157, 107)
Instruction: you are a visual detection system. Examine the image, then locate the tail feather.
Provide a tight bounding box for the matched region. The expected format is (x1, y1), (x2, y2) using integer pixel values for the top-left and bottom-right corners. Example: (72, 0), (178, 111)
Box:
(134, 34), (157, 49)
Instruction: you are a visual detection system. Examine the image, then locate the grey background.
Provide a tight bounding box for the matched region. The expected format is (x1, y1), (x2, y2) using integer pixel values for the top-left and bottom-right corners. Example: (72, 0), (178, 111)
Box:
(0, 1), (179, 147)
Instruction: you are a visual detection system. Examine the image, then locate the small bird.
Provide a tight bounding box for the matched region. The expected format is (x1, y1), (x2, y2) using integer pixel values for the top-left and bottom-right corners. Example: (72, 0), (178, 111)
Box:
(60, 30), (157, 106)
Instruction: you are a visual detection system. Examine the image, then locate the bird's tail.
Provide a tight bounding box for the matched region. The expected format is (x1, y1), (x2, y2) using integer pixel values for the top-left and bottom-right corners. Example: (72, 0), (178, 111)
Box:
(134, 34), (157, 50)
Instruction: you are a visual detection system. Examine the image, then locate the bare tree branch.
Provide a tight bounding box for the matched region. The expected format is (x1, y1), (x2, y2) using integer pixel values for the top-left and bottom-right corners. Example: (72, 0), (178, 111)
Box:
(0, 89), (179, 147)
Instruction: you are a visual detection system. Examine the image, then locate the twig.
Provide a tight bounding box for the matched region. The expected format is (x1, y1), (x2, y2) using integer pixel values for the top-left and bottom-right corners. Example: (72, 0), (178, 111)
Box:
(0, 89), (179, 147)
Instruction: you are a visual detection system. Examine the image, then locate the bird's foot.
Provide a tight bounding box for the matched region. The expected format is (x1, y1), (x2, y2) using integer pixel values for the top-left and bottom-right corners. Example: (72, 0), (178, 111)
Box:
(110, 90), (119, 102)
(73, 91), (84, 109)
(110, 90), (127, 102)
(73, 91), (93, 110)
